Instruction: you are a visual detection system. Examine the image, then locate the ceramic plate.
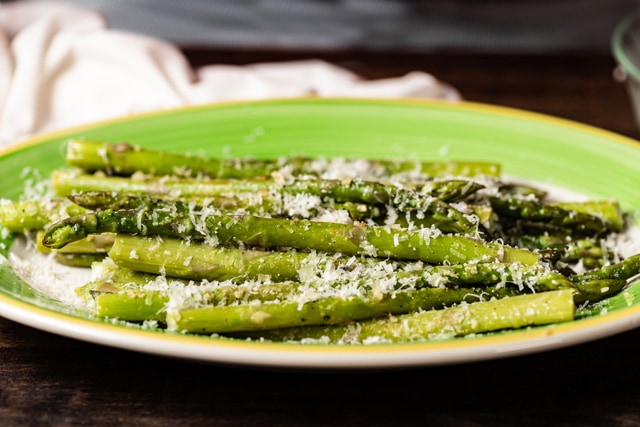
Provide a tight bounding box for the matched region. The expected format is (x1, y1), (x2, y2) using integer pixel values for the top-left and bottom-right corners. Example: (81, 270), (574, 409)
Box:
(1, 98), (639, 369)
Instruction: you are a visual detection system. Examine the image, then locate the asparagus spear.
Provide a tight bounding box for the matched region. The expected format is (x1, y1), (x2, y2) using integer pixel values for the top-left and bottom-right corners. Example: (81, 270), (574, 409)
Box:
(66, 139), (288, 178)
(109, 234), (511, 283)
(68, 189), (480, 235)
(503, 199), (624, 242)
(108, 235), (305, 282)
(37, 231), (115, 254)
(560, 239), (613, 269)
(571, 254), (640, 284)
(53, 170), (482, 218)
(505, 235), (613, 269)
(67, 191), (246, 213)
(170, 285), (520, 333)
(92, 290), (167, 321)
(66, 188), (478, 235)
(489, 196), (611, 236)
(0, 199), (86, 232)
(109, 235), (568, 292)
(76, 262), (304, 321)
(534, 275), (627, 305)
(553, 200), (623, 232)
(42, 208), (539, 265)
(271, 178), (484, 206)
(230, 289), (575, 343)
(65, 139), (501, 178)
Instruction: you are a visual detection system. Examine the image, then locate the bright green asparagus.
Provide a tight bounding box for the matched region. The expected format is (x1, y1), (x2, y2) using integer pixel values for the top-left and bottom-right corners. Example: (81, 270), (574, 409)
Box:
(230, 289), (575, 343)
(42, 207), (538, 265)
(65, 139), (502, 178)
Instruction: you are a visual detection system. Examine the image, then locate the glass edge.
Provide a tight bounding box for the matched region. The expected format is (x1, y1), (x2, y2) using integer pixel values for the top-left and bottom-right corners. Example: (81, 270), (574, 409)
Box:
(612, 8), (640, 83)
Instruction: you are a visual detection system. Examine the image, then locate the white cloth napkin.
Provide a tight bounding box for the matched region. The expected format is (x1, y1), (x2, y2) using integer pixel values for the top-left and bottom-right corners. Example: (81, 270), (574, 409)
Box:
(0, 1), (460, 147)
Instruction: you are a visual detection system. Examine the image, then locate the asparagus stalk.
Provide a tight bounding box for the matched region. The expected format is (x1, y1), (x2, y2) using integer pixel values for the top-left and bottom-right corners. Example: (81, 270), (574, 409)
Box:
(0, 199), (86, 232)
(271, 178), (484, 206)
(108, 235), (305, 282)
(68, 190), (480, 235)
(76, 262), (303, 321)
(561, 240), (612, 269)
(108, 235), (499, 283)
(53, 170), (481, 220)
(489, 196), (611, 236)
(39, 232), (115, 254)
(67, 191), (247, 213)
(571, 254), (640, 284)
(506, 235), (612, 269)
(65, 139), (288, 178)
(42, 208), (539, 265)
(66, 188), (478, 235)
(109, 235), (566, 291)
(170, 285), (520, 333)
(65, 139), (501, 178)
(534, 274), (627, 304)
(92, 290), (168, 321)
(553, 200), (623, 232)
(230, 289), (575, 343)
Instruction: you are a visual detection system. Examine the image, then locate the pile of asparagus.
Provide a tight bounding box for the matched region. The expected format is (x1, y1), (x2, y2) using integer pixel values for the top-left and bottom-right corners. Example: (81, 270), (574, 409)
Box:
(2, 139), (639, 344)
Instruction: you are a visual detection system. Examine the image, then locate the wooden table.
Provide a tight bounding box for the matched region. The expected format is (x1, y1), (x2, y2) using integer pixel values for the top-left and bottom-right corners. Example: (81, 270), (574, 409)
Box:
(2, 51), (640, 426)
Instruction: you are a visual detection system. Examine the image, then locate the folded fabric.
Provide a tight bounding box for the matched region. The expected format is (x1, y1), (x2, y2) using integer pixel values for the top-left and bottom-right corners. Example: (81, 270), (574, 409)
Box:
(0, 1), (460, 147)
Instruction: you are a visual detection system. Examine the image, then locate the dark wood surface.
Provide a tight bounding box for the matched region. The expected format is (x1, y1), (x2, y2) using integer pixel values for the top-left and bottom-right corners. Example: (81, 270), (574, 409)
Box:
(2, 51), (640, 427)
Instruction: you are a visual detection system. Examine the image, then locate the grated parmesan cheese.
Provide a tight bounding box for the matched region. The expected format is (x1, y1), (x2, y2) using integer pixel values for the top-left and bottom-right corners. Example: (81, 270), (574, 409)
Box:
(4, 160), (640, 345)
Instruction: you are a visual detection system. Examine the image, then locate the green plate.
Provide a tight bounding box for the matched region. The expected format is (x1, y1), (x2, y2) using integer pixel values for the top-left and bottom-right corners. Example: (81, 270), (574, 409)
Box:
(1, 98), (639, 369)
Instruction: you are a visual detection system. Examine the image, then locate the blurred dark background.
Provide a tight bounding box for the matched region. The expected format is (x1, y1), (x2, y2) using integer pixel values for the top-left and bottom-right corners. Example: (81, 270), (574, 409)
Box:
(4, 0), (640, 54)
